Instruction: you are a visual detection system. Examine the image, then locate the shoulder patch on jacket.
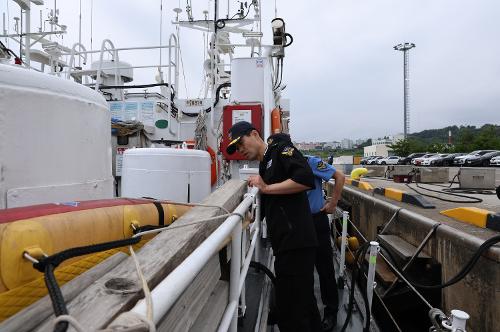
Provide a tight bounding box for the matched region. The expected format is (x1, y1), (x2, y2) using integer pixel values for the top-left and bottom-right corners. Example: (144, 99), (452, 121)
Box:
(281, 146), (294, 156)
(317, 161), (327, 170)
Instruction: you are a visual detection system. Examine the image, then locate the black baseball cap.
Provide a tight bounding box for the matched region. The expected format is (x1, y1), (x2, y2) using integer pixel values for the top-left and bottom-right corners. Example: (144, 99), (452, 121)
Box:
(226, 121), (256, 155)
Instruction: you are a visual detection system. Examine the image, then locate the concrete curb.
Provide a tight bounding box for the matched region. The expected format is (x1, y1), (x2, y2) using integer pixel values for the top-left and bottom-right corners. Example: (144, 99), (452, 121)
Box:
(441, 207), (500, 231)
(374, 187), (435, 209)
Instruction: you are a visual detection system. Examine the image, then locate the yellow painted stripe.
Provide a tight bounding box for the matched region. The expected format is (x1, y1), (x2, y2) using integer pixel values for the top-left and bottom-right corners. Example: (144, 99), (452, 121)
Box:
(384, 188), (404, 201)
(440, 207), (491, 228)
(358, 182), (374, 191)
(345, 178), (373, 191)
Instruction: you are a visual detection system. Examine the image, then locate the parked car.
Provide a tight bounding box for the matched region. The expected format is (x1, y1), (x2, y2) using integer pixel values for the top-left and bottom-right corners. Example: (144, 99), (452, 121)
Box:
(398, 153), (427, 165)
(435, 153), (466, 166)
(453, 150), (497, 166)
(463, 151), (500, 167)
(421, 154), (449, 166)
(377, 156), (400, 165)
(490, 155), (500, 167)
(360, 156), (379, 165)
(367, 156), (384, 165)
(412, 153), (437, 166)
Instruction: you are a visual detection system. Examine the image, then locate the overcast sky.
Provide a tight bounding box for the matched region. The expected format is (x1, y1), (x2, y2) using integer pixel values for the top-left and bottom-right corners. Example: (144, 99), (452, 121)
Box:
(2, 0), (499, 142)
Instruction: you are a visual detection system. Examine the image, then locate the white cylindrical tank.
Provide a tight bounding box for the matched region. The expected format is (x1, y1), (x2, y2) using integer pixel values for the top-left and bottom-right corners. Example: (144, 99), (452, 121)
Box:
(121, 148), (211, 203)
(0, 64), (114, 208)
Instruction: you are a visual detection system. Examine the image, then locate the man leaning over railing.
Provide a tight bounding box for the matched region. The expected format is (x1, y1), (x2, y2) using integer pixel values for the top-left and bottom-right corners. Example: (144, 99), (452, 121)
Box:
(226, 121), (322, 332)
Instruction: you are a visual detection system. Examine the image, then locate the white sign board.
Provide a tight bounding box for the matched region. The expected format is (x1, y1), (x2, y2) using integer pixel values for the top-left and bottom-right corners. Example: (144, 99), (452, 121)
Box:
(232, 110), (252, 125)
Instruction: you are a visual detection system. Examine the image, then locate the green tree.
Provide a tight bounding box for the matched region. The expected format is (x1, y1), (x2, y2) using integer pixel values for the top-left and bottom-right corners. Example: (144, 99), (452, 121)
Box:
(473, 125), (500, 150)
(360, 139), (372, 148)
(390, 138), (427, 156)
(454, 127), (476, 152)
(427, 142), (452, 153)
(389, 139), (411, 156)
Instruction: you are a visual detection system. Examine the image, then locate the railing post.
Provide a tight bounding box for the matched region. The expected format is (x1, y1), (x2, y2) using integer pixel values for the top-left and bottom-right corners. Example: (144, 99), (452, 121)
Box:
(240, 223), (247, 318)
(365, 241), (380, 325)
(254, 193), (261, 265)
(338, 211), (348, 287)
(229, 214), (242, 332)
(95, 39), (116, 91)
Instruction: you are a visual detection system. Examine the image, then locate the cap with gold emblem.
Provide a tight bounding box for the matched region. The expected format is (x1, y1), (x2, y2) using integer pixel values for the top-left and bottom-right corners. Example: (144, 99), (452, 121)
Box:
(226, 121), (256, 155)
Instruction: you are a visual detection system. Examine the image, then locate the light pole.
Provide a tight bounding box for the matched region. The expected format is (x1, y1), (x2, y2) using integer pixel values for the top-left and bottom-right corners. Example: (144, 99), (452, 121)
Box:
(394, 42), (416, 139)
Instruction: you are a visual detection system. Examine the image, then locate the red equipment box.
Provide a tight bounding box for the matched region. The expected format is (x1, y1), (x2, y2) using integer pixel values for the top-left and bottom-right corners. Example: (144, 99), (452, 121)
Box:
(221, 104), (263, 160)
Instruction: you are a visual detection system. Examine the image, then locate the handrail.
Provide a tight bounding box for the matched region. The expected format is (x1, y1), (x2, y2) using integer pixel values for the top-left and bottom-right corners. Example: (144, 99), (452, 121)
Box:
(59, 44), (176, 56)
(67, 43), (88, 80)
(95, 39), (118, 91)
(131, 187), (260, 332)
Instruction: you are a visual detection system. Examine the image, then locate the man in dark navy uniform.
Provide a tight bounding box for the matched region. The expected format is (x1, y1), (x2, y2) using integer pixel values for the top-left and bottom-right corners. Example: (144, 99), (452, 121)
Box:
(305, 155), (345, 331)
(226, 121), (322, 332)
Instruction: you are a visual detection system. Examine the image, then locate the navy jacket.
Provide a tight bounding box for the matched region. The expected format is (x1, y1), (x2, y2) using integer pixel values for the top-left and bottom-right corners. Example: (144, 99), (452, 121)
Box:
(259, 133), (318, 254)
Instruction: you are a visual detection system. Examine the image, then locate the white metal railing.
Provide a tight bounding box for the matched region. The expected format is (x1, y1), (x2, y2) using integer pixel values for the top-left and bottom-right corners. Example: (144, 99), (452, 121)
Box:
(67, 42), (88, 80)
(95, 39), (119, 92)
(332, 207), (470, 331)
(334, 210), (379, 323)
(131, 187), (260, 332)
(62, 42), (177, 88)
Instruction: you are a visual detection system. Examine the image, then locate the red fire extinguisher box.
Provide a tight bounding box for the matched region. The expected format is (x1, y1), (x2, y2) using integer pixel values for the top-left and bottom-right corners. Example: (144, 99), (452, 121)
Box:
(221, 104), (263, 160)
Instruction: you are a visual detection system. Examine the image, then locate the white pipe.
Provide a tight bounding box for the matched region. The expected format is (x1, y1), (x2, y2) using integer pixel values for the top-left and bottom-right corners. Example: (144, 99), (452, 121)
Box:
(240, 224), (247, 316)
(209, 34), (218, 136)
(228, 214), (242, 331)
(66, 64), (173, 75)
(78, 0), (81, 66)
(238, 224), (259, 294)
(217, 301), (238, 332)
(95, 39), (116, 91)
(339, 211), (348, 279)
(365, 241), (380, 326)
(25, 3), (30, 66)
(67, 43), (87, 79)
(59, 45), (175, 56)
(131, 187), (258, 324)
(254, 194), (261, 264)
(113, 49), (119, 86)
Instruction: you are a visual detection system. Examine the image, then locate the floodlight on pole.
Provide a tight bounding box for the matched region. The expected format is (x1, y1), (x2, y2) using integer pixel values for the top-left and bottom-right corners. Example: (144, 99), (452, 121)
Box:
(394, 42), (416, 139)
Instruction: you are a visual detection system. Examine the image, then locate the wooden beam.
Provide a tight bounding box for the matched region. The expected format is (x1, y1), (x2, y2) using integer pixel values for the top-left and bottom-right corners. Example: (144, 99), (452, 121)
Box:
(190, 280), (229, 332)
(0, 252), (128, 332)
(34, 180), (247, 332)
(156, 254), (221, 331)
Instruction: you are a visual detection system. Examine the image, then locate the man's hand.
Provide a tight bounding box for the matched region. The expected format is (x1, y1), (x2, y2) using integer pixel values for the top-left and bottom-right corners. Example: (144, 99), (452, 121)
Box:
(248, 175), (268, 193)
(320, 198), (338, 214)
